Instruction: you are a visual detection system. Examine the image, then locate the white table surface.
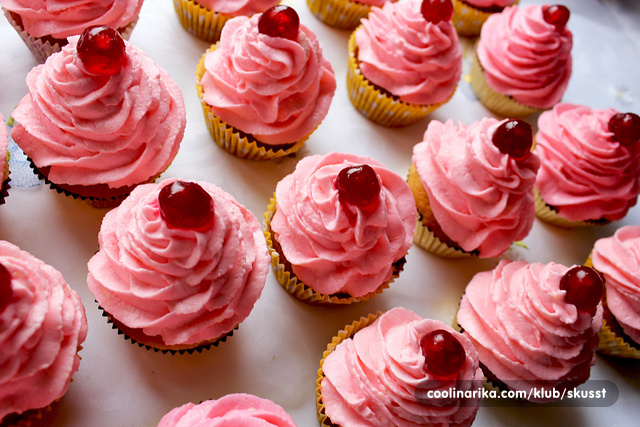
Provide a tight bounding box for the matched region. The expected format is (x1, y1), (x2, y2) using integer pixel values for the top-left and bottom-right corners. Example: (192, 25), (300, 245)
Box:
(1, 0), (639, 426)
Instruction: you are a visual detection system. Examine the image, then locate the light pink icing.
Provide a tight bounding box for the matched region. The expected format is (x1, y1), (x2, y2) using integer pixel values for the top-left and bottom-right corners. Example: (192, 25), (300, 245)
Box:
(413, 118), (540, 258)
(0, 113), (7, 171)
(271, 152), (416, 297)
(477, 4), (572, 109)
(0, 0), (143, 39)
(321, 307), (483, 427)
(592, 225), (640, 343)
(0, 240), (88, 422)
(461, 0), (514, 9)
(11, 37), (186, 189)
(200, 14), (336, 145)
(86, 178), (269, 347)
(457, 260), (602, 401)
(534, 103), (640, 222)
(157, 393), (297, 426)
(193, 0), (280, 15)
(355, 0), (462, 105)
(353, 0), (394, 6)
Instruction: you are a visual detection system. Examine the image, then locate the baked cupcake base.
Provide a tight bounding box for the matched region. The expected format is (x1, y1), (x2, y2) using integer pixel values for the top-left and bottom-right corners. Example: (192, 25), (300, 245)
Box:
(534, 189), (609, 228)
(264, 196), (403, 305)
(307, 0), (371, 30)
(173, 0), (232, 43)
(347, 30), (446, 128)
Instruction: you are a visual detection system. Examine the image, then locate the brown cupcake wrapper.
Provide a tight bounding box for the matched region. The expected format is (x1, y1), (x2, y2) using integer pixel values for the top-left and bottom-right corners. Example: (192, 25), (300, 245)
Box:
(196, 45), (309, 160)
(172, 0), (232, 43)
(264, 196), (402, 305)
(347, 29), (447, 127)
(452, 0), (519, 37)
(316, 312), (382, 426)
(0, 151), (11, 205)
(307, 0), (371, 30)
(534, 188), (609, 228)
(470, 46), (542, 117)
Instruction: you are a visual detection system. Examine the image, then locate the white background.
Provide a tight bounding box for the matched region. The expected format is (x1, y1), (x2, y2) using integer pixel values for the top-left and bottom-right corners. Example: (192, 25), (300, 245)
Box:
(0, 0), (639, 426)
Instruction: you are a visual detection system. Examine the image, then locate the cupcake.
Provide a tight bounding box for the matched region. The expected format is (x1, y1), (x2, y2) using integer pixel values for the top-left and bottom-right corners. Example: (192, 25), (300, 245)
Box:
(196, 6), (336, 160)
(307, 0), (395, 30)
(173, 0), (280, 43)
(158, 394), (297, 426)
(457, 260), (604, 401)
(1, 0), (143, 62)
(0, 240), (88, 425)
(0, 114), (10, 205)
(590, 226), (640, 359)
(470, 4), (572, 117)
(317, 307), (483, 426)
(86, 178), (270, 353)
(451, 0), (518, 37)
(264, 152), (416, 304)
(534, 104), (640, 227)
(10, 26), (186, 208)
(409, 117), (539, 258)
(347, 0), (462, 127)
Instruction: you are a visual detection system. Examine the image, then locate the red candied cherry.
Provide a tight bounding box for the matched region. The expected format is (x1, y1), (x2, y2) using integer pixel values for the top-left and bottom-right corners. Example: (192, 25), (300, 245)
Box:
(492, 119), (533, 160)
(559, 266), (604, 315)
(542, 5), (570, 32)
(0, 263), (13, 315)
(77, 25), (127, 76)
(420, 329), (466, 377)
(258, 5), (300, 41)
(608, 112), (640, 146)
(335, 165), (381, 209)
(159, 181), (214, 231)
(421, 0), (454, 24)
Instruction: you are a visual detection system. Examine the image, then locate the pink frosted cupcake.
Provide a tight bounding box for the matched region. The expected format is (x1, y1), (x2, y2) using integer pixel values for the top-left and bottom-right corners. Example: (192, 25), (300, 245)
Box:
(1, 0), (143, 62)
(317, 307), (483, 427)
(307, 0), (396, 30)
(158, 394), (297, 426)
(470, 4), (572, 117)
(196, 6), (336, 160)
(173, 0), (280, 43)
(11, 26), (186, 208)
(0, 240), (88, 426)
(534, 104), (640, 227)
(0, 114), (9, 206)
(264, 152), (416, 304)
(87, 178), (269, 353)
(457, 260), (603, 401)
(348, 0), (462, 127)
(451, 0), (518, 37)
(409, 117), (539, 258)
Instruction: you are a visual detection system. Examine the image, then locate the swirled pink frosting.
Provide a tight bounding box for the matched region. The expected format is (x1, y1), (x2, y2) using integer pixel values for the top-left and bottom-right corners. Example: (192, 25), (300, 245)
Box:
(11, 37), (186, 189)
(86, 178), (269, 347)
(271, 152), (416, 297)
(477, 4), (572, 109)
(462, 0), (514, 8)
(0, 240), (88, 422)
(413, 118), (540, 258)
(0, 0), (143, 39)
(457, 260), (602, 401)
(193, 0), (279, 15)
(200, 15), (336, 145)
(158, 394), (297, 426)
(0, 113), (7, 170)
(592, 226), (640, 343)
(355, 0), (462, 105)
(321, 307), (483, 427)
(534, 103), (640, 222)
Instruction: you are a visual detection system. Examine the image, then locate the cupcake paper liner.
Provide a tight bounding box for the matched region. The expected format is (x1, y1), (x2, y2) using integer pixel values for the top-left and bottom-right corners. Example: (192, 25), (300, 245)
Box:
(173, 0), (232, 43)
(534, 189), (608, 228)
(0, 151), (11, 206)
(264, 196), (402, 305)
(347, 29), (445, 128)
(470, 47), (541, 117)
(307, 0), (371, 30)
(452, 0), (519, 37)
(196, 45), (309, 160)
(316, 312), (381, 426)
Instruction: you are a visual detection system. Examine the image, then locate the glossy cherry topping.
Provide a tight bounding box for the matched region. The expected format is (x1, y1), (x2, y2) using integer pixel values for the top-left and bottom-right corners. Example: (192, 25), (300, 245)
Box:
(0, 263), (13, 315)
(608, 112), (640, 146)
(77, 25), (127, 76)
(542, 5), (570, 32)
(559, 266), (604, 315)
(335, 165), (381, 209)
(492, 119), (533, 160)
(159, 181), (214, 231)
(420, 0), (454, 24)
(420, 329), (466, 377)
(258, 5), (300, 41)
